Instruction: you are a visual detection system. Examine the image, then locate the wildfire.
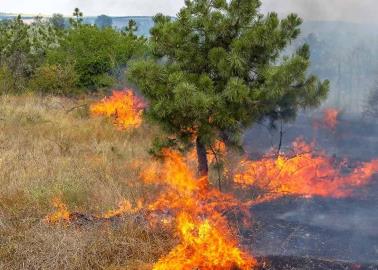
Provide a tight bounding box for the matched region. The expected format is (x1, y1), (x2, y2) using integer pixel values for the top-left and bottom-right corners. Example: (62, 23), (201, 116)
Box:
(44, 197), (70, 224)
(187, 140), (227, 165)
(90, 89), (144, 129)
(101, 199), (143, 219)
(234, 139), (378, 199)
(153, 212), (255, 270)
(44, 148), (256, 269)
(146, 149), (256, 270)
(45, 198), (144, 224)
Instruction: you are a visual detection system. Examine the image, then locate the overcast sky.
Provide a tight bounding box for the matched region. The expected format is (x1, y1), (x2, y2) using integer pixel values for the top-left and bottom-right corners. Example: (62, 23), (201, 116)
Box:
(1, 0), (377, 23)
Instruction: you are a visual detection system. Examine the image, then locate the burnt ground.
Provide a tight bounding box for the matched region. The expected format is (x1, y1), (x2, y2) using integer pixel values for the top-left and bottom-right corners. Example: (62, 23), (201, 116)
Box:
(256, 256), (378, 270)
(241, 193), (378, 269)
(241, 113), (378, 269)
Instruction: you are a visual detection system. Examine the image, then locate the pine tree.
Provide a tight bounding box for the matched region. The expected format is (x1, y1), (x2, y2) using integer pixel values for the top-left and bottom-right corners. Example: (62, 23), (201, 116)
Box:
(70, 8), (83, 28)
(128, 0), (329, 177)
(123, 19), (138, 36)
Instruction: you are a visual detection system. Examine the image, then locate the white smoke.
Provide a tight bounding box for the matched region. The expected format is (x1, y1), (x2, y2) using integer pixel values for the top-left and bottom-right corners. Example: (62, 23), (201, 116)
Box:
(261, 0), (378, 23)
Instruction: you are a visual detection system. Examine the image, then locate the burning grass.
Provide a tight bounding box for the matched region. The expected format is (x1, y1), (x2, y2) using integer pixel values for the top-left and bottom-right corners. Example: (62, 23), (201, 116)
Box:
(90, 89), (145, 130)
(234, 139), (378, 199)
(1, 93), (378, 270)
(44, 149), (256, 269)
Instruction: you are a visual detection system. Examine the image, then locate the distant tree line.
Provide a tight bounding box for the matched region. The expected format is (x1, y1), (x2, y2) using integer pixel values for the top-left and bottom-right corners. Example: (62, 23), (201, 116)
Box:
(0, 8), (145, 95)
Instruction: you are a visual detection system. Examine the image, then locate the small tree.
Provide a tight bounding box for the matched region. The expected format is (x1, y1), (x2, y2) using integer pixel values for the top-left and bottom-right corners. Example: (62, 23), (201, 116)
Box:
(123, 19), (138, 36)
(70, 8), (83, 28)
(95, 15), (113, 29)
(129, 0), (329, 177)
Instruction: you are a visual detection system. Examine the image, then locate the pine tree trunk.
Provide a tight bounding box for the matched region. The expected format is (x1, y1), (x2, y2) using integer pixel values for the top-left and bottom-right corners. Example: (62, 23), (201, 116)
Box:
(196, 136), (208, 177)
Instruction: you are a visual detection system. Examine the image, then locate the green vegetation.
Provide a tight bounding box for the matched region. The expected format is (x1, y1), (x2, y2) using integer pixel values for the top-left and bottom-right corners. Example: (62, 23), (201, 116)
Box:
(0, 9), (146, 95)
(128, 0), (329, 175)
(47, 24), (146, 91)
(0, 15), (60, 92)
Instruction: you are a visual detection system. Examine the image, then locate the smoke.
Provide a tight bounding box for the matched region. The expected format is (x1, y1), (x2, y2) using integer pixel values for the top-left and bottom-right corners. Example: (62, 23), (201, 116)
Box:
(261, 0), (378, 23)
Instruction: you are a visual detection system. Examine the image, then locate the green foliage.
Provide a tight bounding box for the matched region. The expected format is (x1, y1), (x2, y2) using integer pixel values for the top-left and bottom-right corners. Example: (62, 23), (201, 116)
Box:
(128, 0), (329, 173)
(0, 9), (146, 95)
(0, 15), (60, 92)
(29, 63), (78, 95)
(47, 25), (147, 91)
(122, 19), (138, 36)
(49, 14), (66, 31)
(0, 65), (13, 94)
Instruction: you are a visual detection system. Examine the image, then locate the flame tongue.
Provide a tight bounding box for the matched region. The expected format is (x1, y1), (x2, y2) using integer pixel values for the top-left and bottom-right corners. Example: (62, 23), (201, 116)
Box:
(153, 212), (255, 270)
(143, 149), (256, 269)
(90, 89), (144, 129)
(44, 197), (71, 224)
(235, 139), (378, 199)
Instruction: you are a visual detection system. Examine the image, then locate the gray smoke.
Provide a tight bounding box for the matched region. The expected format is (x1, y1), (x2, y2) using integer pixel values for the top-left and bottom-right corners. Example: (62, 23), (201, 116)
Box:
(261, 0), (378, 23)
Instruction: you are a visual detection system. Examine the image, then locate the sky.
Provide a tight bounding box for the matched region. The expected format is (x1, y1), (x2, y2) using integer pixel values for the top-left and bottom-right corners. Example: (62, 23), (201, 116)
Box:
(1, 0), (377, 23)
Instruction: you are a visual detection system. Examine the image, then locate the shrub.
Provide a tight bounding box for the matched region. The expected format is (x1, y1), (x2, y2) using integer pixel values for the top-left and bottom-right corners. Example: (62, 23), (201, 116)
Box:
(47, 25), (147, 92)
(29, 64), (78, 95)
(0, 65), (13, 94)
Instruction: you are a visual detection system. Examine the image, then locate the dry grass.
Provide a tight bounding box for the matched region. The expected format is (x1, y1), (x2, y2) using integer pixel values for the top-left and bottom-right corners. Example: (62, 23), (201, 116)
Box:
(0, 93), (175, 270)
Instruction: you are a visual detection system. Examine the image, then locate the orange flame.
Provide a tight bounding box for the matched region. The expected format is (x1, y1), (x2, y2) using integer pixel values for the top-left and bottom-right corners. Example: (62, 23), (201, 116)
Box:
(235, 139), (378, 199)
(44, 197), (71, 224)
(153, 212), (255, 270)
(90, 89), (144, 129)
(144, 149), (256, 269)
(102, 199), (143, 219)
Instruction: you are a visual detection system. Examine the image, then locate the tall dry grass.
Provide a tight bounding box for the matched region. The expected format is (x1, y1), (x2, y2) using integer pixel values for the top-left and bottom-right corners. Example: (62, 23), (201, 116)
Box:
(0, 93), (175, 270)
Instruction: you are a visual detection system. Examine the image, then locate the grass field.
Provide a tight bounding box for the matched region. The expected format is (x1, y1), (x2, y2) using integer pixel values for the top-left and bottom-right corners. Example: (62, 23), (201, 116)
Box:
(0, 94), (176, 269)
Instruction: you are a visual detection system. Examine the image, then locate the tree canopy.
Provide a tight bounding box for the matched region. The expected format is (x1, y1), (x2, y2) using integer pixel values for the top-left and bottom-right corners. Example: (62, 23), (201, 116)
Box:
(0, 9), (147, 95)
(0, 15), (60, 92)
(128, 0), (329, 176)
(48, 24), (146, 90)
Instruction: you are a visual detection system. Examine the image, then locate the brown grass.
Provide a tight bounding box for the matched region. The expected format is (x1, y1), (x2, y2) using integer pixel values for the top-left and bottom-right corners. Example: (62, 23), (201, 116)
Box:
(0, 93), (175, 270)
